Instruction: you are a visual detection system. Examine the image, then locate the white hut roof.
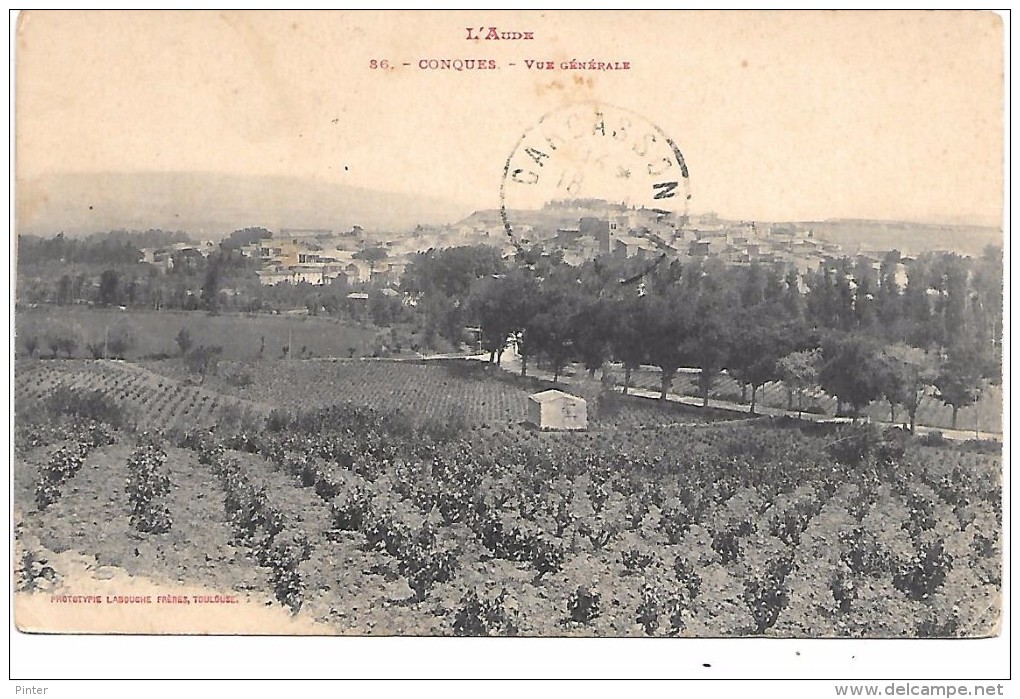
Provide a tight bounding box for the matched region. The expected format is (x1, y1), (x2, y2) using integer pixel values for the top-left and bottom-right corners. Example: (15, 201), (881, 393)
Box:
(529, 389), (584, 404)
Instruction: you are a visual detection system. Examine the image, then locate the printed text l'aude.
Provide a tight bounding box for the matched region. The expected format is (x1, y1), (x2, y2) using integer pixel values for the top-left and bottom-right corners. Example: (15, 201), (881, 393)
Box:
(466, 26), (535, 41)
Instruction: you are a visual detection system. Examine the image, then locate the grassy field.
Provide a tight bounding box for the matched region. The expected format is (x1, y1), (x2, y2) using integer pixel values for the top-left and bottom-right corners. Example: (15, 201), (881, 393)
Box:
(15, 306), (381, 361)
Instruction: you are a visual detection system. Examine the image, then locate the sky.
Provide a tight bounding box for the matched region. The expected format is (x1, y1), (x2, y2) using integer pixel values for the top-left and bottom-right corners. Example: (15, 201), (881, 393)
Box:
(15, 10), (1005, 225)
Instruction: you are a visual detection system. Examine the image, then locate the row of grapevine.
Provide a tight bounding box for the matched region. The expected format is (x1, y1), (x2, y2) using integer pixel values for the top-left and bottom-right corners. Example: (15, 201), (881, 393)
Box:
(125, 438), (173, 534)
(35, 421), (115, 510)
(204, 430), (461, 604)
(182, 440), (310, 612)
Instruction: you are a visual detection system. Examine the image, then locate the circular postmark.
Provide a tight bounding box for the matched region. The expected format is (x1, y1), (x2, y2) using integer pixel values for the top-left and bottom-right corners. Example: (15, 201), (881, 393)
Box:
(500, 102), (691, 255)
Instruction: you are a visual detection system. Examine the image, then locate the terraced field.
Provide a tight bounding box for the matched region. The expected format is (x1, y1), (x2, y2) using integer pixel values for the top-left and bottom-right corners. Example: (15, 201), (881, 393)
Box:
(15, 360), (267, 432)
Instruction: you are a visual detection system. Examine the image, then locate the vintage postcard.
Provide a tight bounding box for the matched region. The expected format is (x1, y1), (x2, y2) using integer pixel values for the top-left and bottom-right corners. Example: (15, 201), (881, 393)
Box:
(12, 10), (1005, 641)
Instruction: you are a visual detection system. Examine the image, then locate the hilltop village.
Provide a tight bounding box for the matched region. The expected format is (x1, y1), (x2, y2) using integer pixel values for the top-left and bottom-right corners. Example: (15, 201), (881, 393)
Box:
(136, 201), (900, 293)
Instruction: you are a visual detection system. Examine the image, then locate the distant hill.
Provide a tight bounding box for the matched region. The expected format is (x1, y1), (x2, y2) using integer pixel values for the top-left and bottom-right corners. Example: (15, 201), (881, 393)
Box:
(797, 219), (1002, 258)
(15, 171), (473, 237)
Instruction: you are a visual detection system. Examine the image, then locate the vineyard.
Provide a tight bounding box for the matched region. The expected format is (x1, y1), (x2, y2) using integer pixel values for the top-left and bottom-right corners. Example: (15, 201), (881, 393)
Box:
(13, 357), (1001, 637)
(15, 359), (268, 432)
(141, 357), (742, 431)
(146, 358), (532, 427)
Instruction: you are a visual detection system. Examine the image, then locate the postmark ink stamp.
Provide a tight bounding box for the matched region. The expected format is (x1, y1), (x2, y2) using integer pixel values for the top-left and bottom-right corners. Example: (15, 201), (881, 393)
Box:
(500, 101), (691, 256)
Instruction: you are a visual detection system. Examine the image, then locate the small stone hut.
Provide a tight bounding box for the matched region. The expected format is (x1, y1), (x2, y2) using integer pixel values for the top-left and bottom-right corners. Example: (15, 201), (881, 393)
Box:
(528, 389), (587, 431)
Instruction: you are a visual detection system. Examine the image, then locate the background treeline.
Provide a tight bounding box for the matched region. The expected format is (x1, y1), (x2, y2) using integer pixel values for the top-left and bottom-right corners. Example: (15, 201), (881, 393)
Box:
(16, 229), (191, 266)
(409, 244), (1002, 431)
(16, 230), (1003, 431)
(17, 229), (368, 315)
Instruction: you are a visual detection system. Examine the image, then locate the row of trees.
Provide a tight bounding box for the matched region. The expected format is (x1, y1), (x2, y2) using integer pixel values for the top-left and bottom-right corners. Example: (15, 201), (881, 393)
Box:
(408, 244), (1000, 431)
(22, 322), (138, 361)
(21, 250), (395, 320)
(18, 229), (277, 313)
(16, 229), (191, 266)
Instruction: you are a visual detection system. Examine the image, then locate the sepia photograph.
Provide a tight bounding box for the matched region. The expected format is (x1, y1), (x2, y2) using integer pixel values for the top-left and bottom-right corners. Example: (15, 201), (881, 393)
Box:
(9, 9), (1007, 674)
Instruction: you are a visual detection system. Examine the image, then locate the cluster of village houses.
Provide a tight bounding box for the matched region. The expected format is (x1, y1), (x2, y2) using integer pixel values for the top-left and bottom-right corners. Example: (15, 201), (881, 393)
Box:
(137, 203), (905, 290)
